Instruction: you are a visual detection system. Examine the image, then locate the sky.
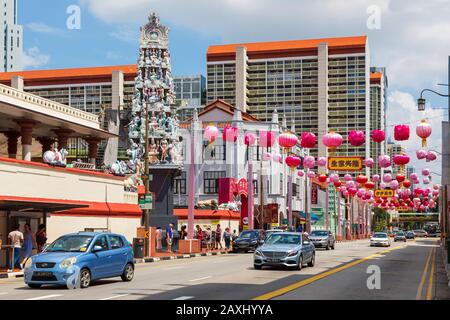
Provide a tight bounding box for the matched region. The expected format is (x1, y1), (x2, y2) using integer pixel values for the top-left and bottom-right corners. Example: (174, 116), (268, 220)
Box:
(19, 0), (449, 184)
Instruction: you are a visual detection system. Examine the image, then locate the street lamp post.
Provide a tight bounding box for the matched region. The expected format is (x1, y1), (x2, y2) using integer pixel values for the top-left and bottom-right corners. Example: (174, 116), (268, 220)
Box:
(143, 101), (150, 257)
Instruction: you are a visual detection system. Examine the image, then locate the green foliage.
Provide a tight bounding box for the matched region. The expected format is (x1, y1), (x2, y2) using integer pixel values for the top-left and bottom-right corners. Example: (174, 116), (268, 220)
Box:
(372, 207), (390, 232)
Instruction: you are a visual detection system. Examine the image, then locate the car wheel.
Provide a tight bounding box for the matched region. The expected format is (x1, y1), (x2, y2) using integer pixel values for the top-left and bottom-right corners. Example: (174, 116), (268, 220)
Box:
(254, 264), (262, 270)
(121, 263), (134, 282)
(27, 283), (42, 289)
(307, 253), (315, 267)
(80, 268), (91, 289)
(296, 255), (303, 270)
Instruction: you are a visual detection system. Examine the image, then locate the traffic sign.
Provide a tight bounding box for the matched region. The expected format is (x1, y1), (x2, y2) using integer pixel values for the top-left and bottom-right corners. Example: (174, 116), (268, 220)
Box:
(139, 193), (154, 210)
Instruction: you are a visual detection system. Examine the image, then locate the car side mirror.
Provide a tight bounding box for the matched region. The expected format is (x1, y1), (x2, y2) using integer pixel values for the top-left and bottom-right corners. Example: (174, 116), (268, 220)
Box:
(92, 245), (103, 252)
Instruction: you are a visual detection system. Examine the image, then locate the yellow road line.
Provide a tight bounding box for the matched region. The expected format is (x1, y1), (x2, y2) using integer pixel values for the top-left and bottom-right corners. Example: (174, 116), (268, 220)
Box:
(253, 245), (407, 300)
(426, 247), (436, 300)
(416, 247), (433, 300)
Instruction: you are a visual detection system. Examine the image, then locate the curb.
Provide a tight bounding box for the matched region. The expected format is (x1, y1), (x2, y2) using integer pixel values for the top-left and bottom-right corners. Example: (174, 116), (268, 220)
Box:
(134, 251), (228, 264)
(0, 272), (24, 279)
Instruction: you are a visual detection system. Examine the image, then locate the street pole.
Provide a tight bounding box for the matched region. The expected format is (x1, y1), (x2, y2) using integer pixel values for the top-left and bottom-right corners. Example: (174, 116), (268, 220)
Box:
(187, 111), (197, 239)
(143, 101), (150, 257)
(337, 190), (341, 240)
(248, 146), (254, 230)
(325, 186), (329, 231)
(288, 169), (293, 230)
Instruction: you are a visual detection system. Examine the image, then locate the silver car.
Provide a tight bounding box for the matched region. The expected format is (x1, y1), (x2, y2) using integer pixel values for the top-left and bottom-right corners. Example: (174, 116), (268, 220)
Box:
(253, 232), (315, 270)
(370, 232), (391, 247)
(309, 230), (335, 250)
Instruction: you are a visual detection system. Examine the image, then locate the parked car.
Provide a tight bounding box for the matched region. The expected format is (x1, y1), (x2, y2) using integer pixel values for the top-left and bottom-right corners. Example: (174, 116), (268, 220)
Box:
(413, 230), (428, 237)
(309, 230), (335, 250)
(254, 232), (315, 270)
(23, 232), (134, 289)
(232, 229), (265, 253)
(405, 231), (415, 239)
(264, 229), (285, 241)
(370, 232), (391, 247)
(394, 231), (407, 242)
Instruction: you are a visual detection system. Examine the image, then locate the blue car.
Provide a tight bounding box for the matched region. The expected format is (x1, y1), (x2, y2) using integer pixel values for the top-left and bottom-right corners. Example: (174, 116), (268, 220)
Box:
(23, 232), (134, 289)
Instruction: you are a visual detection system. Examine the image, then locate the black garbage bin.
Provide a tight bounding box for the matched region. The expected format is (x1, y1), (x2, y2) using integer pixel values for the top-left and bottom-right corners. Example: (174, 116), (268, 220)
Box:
(133, 238), (145, 259)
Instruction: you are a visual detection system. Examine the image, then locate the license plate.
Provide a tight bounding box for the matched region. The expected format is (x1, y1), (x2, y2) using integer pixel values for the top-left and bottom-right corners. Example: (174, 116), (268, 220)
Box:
(267, 258), (280, 263)
(34, 271), (52, 277)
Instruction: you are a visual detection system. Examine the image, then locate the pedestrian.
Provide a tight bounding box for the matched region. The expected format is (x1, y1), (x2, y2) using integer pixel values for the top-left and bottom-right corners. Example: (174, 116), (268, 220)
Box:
(166, 223), (174, 253)
(223, 227), (232, 252)
(35, 224), (47, 253)
(296, 224), (303, 233)
(180, 225), (188, 240)
(205, 227), (212, 252)
(232, 229), (238, 241)
(21, 224), (37, 267)
(8, 224), (23, 271)
(215, 224), (223, 250)
(195, 225), (203, 241)
(156, 227), (163, 251)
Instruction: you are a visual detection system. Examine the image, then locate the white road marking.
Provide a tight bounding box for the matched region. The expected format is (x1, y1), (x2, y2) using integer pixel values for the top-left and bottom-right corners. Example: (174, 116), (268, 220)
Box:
(212, 259), (229, 263)
(163, 266), (185, 271)
(173, 296), (195, 300)
(189, 276), (212, 282)
(26, 294), (63, 300)
(99, 294), (130, 300)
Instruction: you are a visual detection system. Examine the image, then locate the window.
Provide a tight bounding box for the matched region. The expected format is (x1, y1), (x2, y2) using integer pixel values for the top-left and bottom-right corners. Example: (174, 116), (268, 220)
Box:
(204, 171), (226, 194)
(203, 141), (226, 160)
(93, 235), (109, 251)
(173, 172), (187, 194)
(108, 235), (124, 249)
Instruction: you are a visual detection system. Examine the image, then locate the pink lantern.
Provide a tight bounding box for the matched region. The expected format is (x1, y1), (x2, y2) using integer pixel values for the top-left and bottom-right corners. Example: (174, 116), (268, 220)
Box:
(244, 132), (256, 146)
(383, 173), (393, 183)
(262, 152), (272, 161)
(348, 187), (358, 196)
(298, 170), (305, 177)
(204, 125), (219, 144)
(378, 155), (391, 168)
(363, 158), (374, 168)
(394, 124), (410, 141)
(322, 131), (343, 154)
(346, 181), (355, 189)
(416, 150), (427, 160)
(427, 151), (437, 161)
(278, 132), (298, 151)
(432, 190), (439, 197)
(307, 171), (316, 179)
(423, 177), (430, 185)
(343, 190), (349, 197)
(371, 130), (385, 143)
(372, 174), (380, 182)
(433, 184), (439, 190)
(344, 174), (353, 182)
(223, 126), (238, 142)
(389, 180), (399, 190)
(317, 157), (327, 167)
(410, 173), (418, 180)
(422, 168), (430, 176)
(303, 156), (315, 169)
(259, 131), (276, 148)
(329, 173), (340, 183)
(416, 119), (432, 147)
(285, 155), (301, 169)
(300, 132), (316, 149)
(348, 130), (365, 147)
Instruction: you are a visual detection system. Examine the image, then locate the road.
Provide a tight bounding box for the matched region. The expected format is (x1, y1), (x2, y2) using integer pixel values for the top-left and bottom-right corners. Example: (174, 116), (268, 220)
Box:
(0, 238), (447, 300)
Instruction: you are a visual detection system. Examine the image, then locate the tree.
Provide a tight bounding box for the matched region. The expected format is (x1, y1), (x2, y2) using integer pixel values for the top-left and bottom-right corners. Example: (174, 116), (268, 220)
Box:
(372, 207), (390, 232)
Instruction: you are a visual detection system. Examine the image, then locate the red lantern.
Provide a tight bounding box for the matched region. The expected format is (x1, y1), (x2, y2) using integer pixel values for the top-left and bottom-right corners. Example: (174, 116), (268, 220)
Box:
(403, 179), (411, 188)
(348, 187), (358, 196)
(348, 130), (365, 147)
(396, 174), (405, 183)
(371, 130), (385, 143)
(259, 131), (276, 148)
(278, 132), (298, 152)
(364, 181), (375, 189)
(244, 132), (256, 146)
(318, 174), (328, 183)
(356, 175), (368, 185)
(394, 125), (410, 141)
(300, 132), (316, 149)
(416, 119), (432, 147)
(322, 131), (343, 155)
(334, 181), (342, 188)
(285, 155), (301, 169)
(393, 153), (410, 166)
(223, 126), (238, 142)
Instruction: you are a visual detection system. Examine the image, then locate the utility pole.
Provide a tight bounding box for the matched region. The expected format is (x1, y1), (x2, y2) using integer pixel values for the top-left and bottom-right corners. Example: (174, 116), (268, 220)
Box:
(143, 101), (150, 257)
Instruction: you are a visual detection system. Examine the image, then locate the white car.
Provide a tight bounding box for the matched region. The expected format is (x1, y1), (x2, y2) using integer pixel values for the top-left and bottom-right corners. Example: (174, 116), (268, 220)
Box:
(370, 232), (391, 247)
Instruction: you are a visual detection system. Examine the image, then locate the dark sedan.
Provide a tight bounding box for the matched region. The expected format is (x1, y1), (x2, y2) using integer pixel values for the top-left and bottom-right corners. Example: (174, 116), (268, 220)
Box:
(232, 230), (265, 253)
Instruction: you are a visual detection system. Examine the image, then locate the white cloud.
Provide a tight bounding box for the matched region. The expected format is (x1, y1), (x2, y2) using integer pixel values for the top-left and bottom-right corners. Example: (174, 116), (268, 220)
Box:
(22, 47), (50, 69)
(79, 0), (450, 89)
(387, 90), (445, 185)
(27, 22), (64, 35)
(109, 25), (139, 43)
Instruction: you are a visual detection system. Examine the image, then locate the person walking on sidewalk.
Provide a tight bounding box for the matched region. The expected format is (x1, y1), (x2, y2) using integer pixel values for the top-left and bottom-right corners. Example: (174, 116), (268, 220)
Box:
(8, 224), (23, 271)
(22, 223), (37, 267)
(215, 224), (223, 250)
(180, 225), (188, 240)
(166, 223), (174, 253)
(36, 224), (47, 253)
(156, 227), (163, 251)
(223, 228), (232, 252)
(205, 227), (212, 252)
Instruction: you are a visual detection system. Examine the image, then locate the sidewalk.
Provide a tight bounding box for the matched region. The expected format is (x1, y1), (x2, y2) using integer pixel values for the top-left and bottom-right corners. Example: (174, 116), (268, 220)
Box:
(135, 248), (229, 264)
(436, 241), (450, 300)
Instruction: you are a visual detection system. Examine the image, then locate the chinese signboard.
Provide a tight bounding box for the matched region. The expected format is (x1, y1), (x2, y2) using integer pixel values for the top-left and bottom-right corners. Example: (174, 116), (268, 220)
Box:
(328, 185), (336, 214)
(327, 157), (363, 171)
(311, 183), (318, 205)
(374, 189), (395, 198)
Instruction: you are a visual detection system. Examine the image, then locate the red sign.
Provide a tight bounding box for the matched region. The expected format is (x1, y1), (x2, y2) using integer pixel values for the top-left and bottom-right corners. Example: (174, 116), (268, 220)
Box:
(237, 178), (248, 196)
(311, 184), (318, 205)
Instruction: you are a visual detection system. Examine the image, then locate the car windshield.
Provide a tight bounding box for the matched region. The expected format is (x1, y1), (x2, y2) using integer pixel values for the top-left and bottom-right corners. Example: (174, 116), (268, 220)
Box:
(311, 231), (328, 236)
(265, 234), (301, 245)
(238, 231), (258, 239)
(373, 233), (387, 238)
(397, 232), (405, 236)
(46, 235), (94, 252)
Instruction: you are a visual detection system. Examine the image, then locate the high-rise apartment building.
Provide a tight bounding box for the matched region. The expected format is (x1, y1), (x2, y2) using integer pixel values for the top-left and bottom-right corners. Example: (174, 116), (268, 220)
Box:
(370, 68), (388, 176)
(387, 141), (406, 175)
(207, 36), (371, 174)
(174, 75), (206, 121)
(1, 0), (22, 71)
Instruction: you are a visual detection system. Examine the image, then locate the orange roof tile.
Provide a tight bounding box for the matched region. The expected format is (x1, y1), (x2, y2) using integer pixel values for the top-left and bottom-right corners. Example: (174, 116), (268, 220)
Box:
(0, 65), (137, 81)
(207, 36), (367, 55)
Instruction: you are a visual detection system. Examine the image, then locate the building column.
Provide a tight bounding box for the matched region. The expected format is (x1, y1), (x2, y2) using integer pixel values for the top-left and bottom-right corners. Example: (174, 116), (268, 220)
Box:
(86, 137), (101, 166)
(3, 131), (20, 159)
(16, 120), (37, 161)
(317, 43), (329, 175)
(235, 46), (248, 112)
(53, 129), (73, 150)
(36, 137), (56, 155)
